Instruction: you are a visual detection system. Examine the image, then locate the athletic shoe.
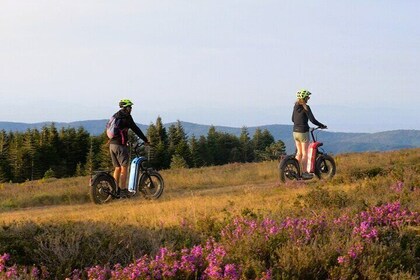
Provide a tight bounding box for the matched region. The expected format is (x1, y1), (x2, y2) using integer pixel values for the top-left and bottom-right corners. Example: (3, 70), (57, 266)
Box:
(119, 188), (131, 197)
(302, 172), (314, 179)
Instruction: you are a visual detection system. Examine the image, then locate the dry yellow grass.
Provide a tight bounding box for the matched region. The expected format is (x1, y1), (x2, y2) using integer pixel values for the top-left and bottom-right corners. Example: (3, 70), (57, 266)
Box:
(0, 180), (312, 227)
(3, 148), (418, 228)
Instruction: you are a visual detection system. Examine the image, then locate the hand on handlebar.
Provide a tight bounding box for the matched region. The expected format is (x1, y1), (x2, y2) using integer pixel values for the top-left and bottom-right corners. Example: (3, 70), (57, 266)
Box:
(320, 125), (327, 129)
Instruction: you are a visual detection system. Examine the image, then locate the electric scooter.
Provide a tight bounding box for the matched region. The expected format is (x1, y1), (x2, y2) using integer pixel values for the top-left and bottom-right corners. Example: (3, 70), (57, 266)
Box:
(89, 141), (164, 204)
(279, 127), (336, 183)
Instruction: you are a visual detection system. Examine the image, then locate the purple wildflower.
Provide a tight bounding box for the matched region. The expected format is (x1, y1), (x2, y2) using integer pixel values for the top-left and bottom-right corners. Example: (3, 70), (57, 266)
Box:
(180, 245), (204, 273)
(31, 266), (40, 278)
(6, 265), (18, 278)
(223, 263), (240, 280)
(258, 269), (273, 280)
(348, 243), (364, 259)
(0, 253), (10, 272)
(337, 256), (347, 265)
(86, 265), (109, 280)
(390, 181), (404, 192)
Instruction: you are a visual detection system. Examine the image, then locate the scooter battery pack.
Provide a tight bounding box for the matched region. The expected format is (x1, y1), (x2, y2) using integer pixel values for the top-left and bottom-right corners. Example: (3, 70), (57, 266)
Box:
(307, 142), (321, 173)
(128, 157), (141, 192)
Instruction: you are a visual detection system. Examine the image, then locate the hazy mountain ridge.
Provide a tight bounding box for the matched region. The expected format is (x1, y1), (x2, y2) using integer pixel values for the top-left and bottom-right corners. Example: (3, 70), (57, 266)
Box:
(1, 120), (419, 154)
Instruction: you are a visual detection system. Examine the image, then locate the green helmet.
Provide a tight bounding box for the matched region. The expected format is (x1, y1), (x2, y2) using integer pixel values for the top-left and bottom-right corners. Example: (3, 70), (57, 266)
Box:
(119, 99), (134, 108)
(296, 89), (311, 99)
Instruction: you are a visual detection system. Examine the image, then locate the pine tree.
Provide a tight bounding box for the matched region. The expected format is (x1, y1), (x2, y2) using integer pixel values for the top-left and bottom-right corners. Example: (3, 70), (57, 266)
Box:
(38, 125), (61, 177)
(73, 127), (90, 175)
(252, 128), (276, 162)
(8, 132), (24, 182)
(217, 132), (241, 164)
(21, 129), (36, 180)
(206, 126), (217, 165)
(43, 168), (56, 179)
(85, 138), (95, 175)
(197, 135), (210, 166)
(0, 130), (11, 182)
(147, 117), (170, 169)
(75, 162), (85, 176)
(170, 154), (188, 169)
(266, 140), (286, 160)
(189, 135), (204, 168)
(239, 127), (254, 162)
(261, 129), (275, 148)
(252, 128), (264, 152)
(168, 121), (191, 167)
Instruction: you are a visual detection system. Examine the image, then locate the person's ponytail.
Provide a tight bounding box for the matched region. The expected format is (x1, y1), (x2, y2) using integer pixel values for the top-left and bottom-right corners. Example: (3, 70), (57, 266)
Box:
(296, 98), (308, 111)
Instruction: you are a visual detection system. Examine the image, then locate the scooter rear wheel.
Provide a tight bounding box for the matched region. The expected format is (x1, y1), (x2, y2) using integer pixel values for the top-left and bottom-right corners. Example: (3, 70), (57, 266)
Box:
(90, 173), (116, 204)
(279, 158), (300, 183)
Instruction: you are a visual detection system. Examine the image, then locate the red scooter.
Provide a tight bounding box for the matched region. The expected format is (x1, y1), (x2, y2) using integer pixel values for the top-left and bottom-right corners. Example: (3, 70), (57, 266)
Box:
(279, 127), (336, 182)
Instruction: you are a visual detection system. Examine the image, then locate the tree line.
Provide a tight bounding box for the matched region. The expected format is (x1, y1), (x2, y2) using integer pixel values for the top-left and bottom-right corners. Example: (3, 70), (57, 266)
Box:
(0, 117), (285, 183)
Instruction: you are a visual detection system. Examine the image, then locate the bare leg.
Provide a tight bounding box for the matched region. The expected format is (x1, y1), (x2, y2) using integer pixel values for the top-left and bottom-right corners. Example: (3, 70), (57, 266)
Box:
(295, 140), (303, 173)
(113, 167), (121, 187)
(295, 140), (309, 174)
(120, 165), (128, 189)
(301, 142), (309, 173)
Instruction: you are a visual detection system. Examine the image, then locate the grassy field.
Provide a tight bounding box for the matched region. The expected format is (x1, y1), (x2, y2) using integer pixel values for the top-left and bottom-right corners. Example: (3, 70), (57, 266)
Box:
(1, 148), (419, 279)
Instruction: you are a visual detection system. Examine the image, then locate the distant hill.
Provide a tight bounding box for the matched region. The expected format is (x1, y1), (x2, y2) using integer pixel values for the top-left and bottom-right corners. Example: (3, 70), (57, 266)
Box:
(1, 120), (419, 154)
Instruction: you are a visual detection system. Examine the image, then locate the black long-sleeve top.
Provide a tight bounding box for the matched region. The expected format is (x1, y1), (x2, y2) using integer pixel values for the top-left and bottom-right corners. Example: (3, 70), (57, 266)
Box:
(292, 104), (325, 133)
(109, 109), (148, 145)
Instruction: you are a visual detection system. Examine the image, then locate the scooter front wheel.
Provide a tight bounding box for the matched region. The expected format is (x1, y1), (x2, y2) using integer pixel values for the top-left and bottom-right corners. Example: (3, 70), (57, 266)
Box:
(138, 170), (164, 199)
(314, 155), (336, 180)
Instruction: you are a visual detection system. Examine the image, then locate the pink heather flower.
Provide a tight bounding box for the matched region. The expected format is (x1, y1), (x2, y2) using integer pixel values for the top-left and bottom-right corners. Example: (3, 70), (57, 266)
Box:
(40, 265), (50, 279)
(348, 243), (364, 259)
(213, 246), (227, 260)
(262, 218), (280, 238)
(281, 216), (326, 244)
(191, 245), (203, 258)
(0, 253), (10, 272)
(357, 201), (420, 232)
(258, 269), (273, 280)
(204, 262), (223, 279)
(69, 269), (82, 280)
(117, 256), (150, 279)
(31, 266), (41, 278)
(180, 246), (204, 273)
(110, 263), (123, 279)
(337, 256), (347, 265)
(337, 243), (364, 266)
(6, 265), (18, 278)
(203, 238), (230, 279)
(134, 256), (150, 276)
(334, 214), (351, 225)
(390, 181), (404, 192)
(353, 221), (379, 241)
(205, 237), (216, 251)
(87, 265), (109, 280)
(149, 247), (180, 279)
(223, 264), (240, 280)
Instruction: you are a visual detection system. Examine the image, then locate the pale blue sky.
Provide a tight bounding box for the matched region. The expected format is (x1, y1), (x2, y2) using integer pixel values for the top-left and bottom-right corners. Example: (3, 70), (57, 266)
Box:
(1, 0), (419, 132)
